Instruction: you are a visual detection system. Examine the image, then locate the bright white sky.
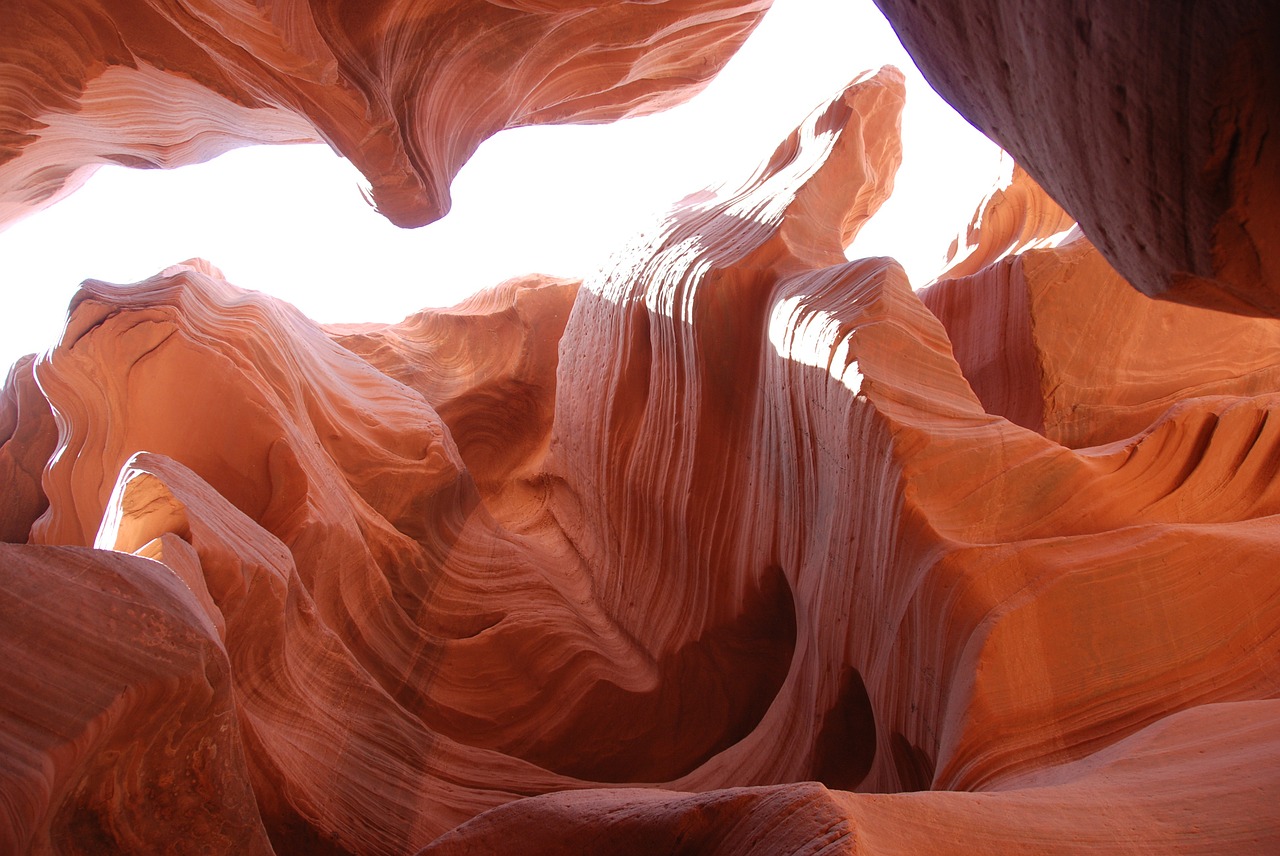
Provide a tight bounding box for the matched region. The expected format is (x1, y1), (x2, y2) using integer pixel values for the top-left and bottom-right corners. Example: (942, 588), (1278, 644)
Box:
(0, 0), (1006, 375)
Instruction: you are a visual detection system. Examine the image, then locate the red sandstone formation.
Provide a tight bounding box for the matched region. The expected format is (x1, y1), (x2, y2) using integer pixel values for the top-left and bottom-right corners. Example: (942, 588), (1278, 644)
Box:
(0, 0), (768, 229)
(325, 275), (579, 504)
(921, 166), (1280, 448)
(0, 542), (274, 855)
(872, 0), (1280, 315)
(0, 355), (55, 542)
(424, 701), (1280, 854)
(4, 3), (1280, 855)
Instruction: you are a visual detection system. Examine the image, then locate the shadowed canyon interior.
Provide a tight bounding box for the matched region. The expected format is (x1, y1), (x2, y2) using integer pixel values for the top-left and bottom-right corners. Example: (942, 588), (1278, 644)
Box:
(1, 1), (1279, 854)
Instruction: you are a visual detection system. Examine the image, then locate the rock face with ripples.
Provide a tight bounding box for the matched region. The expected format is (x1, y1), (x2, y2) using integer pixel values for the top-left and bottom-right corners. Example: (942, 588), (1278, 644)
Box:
(4, 3), (1280, 855)
(0, 0), (769, 230)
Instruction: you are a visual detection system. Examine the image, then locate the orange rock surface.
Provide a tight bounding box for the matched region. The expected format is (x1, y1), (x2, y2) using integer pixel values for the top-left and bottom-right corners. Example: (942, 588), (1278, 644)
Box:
(0, 355), (55, 541)
(4, 4), (1280, 856)
(0, 0), (768, 229)
(920, 166), (1280, 448)
(0, 542), (274, 855)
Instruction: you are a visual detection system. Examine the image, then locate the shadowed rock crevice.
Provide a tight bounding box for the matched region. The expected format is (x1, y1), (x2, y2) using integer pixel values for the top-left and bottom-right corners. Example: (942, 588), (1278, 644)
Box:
(813, 666), (877, 791)
(480, 562), (797, 783)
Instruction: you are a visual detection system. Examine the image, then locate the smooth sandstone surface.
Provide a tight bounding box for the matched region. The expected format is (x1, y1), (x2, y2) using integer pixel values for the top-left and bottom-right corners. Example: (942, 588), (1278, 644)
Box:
(0, 542), (273, 855)
(0, 0), (769, 229)
(422, 701), (1280, 855)
(921, 166), (1280, 448)
(3, 3), (1280, 855)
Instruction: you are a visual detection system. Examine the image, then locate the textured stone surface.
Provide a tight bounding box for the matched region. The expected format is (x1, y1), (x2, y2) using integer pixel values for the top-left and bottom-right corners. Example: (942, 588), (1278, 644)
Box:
(22, 262), (582, 851)
(874, 0), (1280, 315)
(0, 0), (769, 230)
(422, 701), (1280, 855)
(0, 542), (272, 854)
(0, 355), (55, 542)
(921, 166), (1280, 448)
(4, 4), (1280, 854)
(327, 274), (579, 507)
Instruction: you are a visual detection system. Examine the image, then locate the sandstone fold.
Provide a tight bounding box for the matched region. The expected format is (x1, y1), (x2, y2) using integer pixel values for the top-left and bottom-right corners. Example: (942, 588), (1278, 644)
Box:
(2, 37), (1280, 856)
(422, 701), (1280, 855)
(327, 274), (580, 514)
(0, 355), (55, 542)
(0, 0), (770, 230)
(464, 62), (1279, 848)
(13, 260), (594, 851)
(0, 543), (272, 854)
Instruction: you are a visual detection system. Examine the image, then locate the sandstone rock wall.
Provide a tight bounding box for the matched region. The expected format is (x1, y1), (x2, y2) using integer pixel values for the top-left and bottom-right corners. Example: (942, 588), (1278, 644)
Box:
(3, 2), (1280, 854)
(873, 0), (1280, 314)
(921, 166), (1280, 448)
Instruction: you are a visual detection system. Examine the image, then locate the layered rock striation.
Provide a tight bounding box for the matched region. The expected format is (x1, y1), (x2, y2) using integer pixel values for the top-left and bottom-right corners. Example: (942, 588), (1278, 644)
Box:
(921, 166), (1280, 448)
(4, 2), (1280, 855)
(0, 0), (769, 229)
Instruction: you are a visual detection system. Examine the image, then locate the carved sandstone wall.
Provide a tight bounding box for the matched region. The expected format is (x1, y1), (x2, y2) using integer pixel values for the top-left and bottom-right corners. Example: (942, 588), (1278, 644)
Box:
(3, 2), (1279, 854)
(873, 0), (1280, 314)
(0, 0), (769, 228)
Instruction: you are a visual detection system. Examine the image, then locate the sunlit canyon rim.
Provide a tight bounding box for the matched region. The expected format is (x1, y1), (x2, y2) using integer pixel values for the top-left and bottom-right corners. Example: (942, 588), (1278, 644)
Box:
(2, 1), (1279, 854)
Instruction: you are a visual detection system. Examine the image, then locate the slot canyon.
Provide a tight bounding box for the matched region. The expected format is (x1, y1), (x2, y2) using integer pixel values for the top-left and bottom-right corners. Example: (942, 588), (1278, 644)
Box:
(1, 0), (1278, 853)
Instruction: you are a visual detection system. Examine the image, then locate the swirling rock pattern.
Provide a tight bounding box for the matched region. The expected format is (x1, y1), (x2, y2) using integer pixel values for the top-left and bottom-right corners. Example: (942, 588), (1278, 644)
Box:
(4, 13), (1280, 856)
(0, 0), (769, 229)
(0, 355), (55, 542)
(872, 0), (1280, 315)
(326, 275), (579, 510)
(0, 542), (272, 855)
